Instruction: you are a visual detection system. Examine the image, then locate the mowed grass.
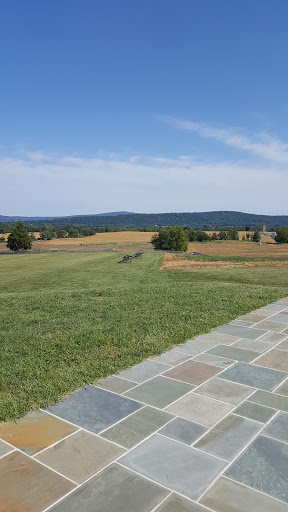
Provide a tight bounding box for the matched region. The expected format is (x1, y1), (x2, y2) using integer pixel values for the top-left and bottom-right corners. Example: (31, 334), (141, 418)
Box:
(1, 252), (288, 422)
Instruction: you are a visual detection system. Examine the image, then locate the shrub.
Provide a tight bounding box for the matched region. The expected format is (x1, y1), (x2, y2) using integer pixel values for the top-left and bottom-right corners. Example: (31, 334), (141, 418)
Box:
(7, 221), (32, 251)
(275, 226), (288, 244)
(151, 226), (188, 251)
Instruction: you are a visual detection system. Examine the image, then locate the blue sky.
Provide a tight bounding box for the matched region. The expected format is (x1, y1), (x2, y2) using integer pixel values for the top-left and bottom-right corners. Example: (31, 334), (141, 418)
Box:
(1, 0), (287, 216)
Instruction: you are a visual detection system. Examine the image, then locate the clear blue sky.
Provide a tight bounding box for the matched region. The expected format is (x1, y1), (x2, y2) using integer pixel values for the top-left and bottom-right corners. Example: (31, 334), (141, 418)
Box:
(1, 0), (287, 216)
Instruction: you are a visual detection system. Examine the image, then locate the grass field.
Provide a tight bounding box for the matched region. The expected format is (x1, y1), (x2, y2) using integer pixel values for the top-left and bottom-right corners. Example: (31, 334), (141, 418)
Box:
(1, 251), (288, 422)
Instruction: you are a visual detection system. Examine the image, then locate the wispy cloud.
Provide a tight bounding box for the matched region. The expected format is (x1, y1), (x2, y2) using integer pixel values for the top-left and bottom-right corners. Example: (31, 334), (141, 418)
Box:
(163, 117), (288, 165)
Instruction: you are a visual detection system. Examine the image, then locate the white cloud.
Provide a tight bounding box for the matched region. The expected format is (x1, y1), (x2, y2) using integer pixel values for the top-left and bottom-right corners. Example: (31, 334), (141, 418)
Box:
(163, 117), (288, 165)
(0, 150), (287, 216)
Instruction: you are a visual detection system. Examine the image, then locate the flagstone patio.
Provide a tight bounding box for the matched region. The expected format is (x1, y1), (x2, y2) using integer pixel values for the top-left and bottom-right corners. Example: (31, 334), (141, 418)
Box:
(1, 298), (288, 511)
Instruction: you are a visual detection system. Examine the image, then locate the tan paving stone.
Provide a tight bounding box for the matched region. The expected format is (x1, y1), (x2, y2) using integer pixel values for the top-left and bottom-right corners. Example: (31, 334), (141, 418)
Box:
(166, 393), (233, 427)
(0, 410), (77, 456)
(163, 360), (222, 386)
(253, 349), (288, 372)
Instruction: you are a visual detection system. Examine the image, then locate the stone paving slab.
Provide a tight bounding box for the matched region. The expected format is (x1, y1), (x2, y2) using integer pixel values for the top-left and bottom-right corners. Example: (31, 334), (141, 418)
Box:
(2, 298), (288, 511)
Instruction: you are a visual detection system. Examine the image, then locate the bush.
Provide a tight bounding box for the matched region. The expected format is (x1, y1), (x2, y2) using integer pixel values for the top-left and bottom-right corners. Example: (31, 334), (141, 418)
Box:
(252, 229), (261, 242)
(151, 226), (188, 251)
(7, 221), (32, 251)
(275, 226), (288, 244)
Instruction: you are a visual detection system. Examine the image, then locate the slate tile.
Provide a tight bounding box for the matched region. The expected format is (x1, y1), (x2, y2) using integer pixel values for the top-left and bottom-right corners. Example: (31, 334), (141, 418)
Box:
(192, 353), (235, 368)
(253, 349), (288, 372)
(166, 393), (233, 427)
(200, 476), (288, 512)
(47, 385), (143, 433)
(233, 401), (276, 423)
(260, 304), (288, 311)
(194, 414), (261, 461)
(100, 406), (173, 449)
(206, 345), (260, 363)
(0, 410), (76, 456)
(214, 324), (267, 339)
(0, 451), (75, 512)
(219, 361), (287, 391)
(124, 376), (193, 409)
(163, 360), (222, 385)
(159, 417), (207, 445)
(275, 379), (288, 397)
(176, 338), (217, 356)
(238, 313), (272, 322)
(95, 375), (137, 394)
(249, 390), (288, 412)
(36, 430), (124, 483)
(233, 338), (275, 353)
(118, 360), (170, 383)
(260, 331), (288, 343)
(120, 434), (227, 500)
(268, 313), (288, 324)
(278, 338), (288, 351)
(151, 349), (192, 366)
(253, 320), (288, 332)
(49, 463), (169, 512)
(262, 411), (288, 444)
(225, 435), (288, 504)
(156, 493), (208, 511)
(230, 320), (255, 327)
(191, 332), (240, 345)
(194, 377), (254, 405)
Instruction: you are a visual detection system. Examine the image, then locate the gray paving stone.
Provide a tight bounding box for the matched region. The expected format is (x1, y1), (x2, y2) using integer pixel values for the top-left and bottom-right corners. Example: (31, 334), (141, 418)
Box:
(35, 430), (125, 483)
(118, 360), (170, 383)
(269, 314), (288, 324)
(49, 463), (169, 512)
(192, 353), (235, 368)
(124, 376), (193, 409)
(194, 377), (254, 405)
(200, 476), (288, 512)
(166, 393), (233, 427)
(0, 439), (13, 457)
(233, 401), (276, 423)
(192, 332), (240, 345)
(176, 339), (217, 356)
(276, 379), (288, 396)
(230, 320), (255, 327)
(214, 324), (267, 339)
(262, 412), (288, 443)
(155, 493), (208, 511)
(120, 434), (227, 500)
(159, 417), (207, 445)
(194, 414), (262, 461)
(47, 385), (143, 433)
(260, 304), (288, 311)
(206, 345), (260, 363)
(225, 435), (288, 504)
(233, 338), (275, 353)
(260, 331), (288, 343)
(95, 375), (137, 394)
(100, 406), (173, 449)
(219, 361), (287, 390)
(254, 320), (288, 332)
(249, 390), (288, 412)
(278, 338), (288, 351)
(151, 349), (192, 366)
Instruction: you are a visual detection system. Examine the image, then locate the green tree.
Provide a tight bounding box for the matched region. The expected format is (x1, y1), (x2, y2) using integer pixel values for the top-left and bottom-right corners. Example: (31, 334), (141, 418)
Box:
(151, 226), (188, 251)
(7, 221), (32, 251)
(275, 226), (288, 243)
(252, 228), (261, 242)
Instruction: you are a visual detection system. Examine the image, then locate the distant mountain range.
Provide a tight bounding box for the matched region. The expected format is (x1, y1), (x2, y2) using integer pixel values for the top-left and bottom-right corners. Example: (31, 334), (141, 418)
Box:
(0, 211), (287, 229)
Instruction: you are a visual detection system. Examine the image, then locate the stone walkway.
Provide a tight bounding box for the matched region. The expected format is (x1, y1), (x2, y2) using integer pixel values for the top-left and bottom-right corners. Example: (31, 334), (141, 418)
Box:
(1, 300), (288, 511)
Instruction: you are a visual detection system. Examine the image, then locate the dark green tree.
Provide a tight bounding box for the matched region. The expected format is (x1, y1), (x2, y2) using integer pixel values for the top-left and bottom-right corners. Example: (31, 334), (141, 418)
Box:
(275, 226), (288, 243)
(151, 226), (188, 251)
(252, 228), (261, 242)
(6, 221), (32, 251)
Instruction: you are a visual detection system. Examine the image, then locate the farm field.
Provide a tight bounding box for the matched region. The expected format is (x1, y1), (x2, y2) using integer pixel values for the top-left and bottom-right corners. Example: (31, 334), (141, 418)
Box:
(1, 251), (288, 422)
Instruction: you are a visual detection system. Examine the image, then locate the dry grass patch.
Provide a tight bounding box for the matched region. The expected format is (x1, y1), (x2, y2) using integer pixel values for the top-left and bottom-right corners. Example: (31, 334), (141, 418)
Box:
(161, 253), (288, 270)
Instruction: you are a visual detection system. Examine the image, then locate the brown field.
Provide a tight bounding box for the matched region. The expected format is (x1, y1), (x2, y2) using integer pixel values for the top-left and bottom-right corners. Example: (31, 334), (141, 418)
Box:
(205, 231), (276, 244)
(0, 231), (154, 253)
(161, 253), (288, 270)
(187, 240), (286, 257)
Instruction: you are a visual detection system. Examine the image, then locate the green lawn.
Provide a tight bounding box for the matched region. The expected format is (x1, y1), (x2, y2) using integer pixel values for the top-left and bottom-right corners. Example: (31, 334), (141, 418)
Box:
(1, 252), (288, 422)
